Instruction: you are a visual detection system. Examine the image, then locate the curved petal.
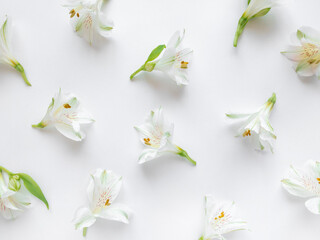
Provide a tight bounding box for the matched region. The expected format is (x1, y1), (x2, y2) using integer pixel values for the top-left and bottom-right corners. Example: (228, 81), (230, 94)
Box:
(305, 197), (320, 214)
(298, 26), (320, 44)
(97, 203), (131, 223)
(167, 29), (185, 49)
(73, 207), (96, 230)
(55, 122), (85, 141)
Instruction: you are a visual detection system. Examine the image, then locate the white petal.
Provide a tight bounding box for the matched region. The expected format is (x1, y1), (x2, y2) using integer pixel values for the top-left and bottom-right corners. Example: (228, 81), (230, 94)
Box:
(55, 122), (85, 141)
(305, 197), (320, 214)
(73, 207), (96, 230)
(97, 203), (131, 223)
(167, 29), (185, 49)
(298, 26), (320, 44)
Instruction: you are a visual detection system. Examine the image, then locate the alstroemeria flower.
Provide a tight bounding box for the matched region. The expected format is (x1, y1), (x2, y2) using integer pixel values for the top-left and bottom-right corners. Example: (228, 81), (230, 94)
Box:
(233, 0), (275, 47)
(32, 89), (94, 141)
(200, 195), (248, 240)
(73, 169), (131, 237)
(0, 171), (31, 220)
(134, 107), (196, 165)
(282, 160), (320, 214)
(130, 30), (193, 85)
(282, 27), (320, 79)
(64, 0), (113, 44)
(0, 16), (31, 86)
(226, 93), (276, 152)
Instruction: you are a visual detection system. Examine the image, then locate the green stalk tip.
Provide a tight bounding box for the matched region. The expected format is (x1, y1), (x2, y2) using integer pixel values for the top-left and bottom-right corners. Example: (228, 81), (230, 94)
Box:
(83, 227), (88, 237)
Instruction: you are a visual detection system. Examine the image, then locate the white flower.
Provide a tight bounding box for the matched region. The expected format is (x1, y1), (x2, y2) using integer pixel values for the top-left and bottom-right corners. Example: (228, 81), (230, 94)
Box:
(134, 107), (196, 165)
(0, 171), (31, 220)
(282, 27), (320, 79)
(130, 30), (193, 85)
(226, 93), (276, 152)
(73, 169), (131, 237)
(32, 89), (94, 141)
(200, 195), (248, 240)
(234, 0), (275, 47)
(64, 0), (113, 44)
(0, 16), (31, 86)
(281, 160), (320, 214)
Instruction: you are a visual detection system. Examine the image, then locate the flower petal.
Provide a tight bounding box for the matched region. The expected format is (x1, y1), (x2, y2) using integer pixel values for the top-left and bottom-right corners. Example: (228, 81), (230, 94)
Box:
(97, 203), (131, 223)
(55, 122), (85, 141)
(73, 207), (96, 230)
(305, 197), (320, 214)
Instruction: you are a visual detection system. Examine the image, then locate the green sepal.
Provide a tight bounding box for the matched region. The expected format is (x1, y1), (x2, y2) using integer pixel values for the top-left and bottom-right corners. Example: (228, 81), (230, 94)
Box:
(14, 62), (31, 86)
(146, 44), (166, 63)
(17, 173), (49, 209)
(8, 175), (21, 192)
(297, 29), (304, 40)
(251, 8), (271, 18)
(233, 16), (249, 47)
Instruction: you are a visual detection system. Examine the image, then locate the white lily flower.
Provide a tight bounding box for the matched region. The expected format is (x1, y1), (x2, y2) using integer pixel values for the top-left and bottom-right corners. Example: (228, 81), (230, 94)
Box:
(0, 16), (31, 86)
(234, 0), (275, 47)
(64, 0), (113, 44)
(0, 171), (31, 220)
(130, 30), (193, 85)
(282, 160), (320, 214)
(32, 89), (94, 141)
(282, 27), (320, 79)
(226, 93), (276, 152)
(134, 107), (196, 165)
(73, 169), (131, 237)
(200, 195), (248, 240)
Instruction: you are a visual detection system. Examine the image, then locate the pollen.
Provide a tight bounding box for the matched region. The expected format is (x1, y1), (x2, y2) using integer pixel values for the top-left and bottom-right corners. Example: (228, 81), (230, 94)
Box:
(317, 178), (320, 184)
(181, 61), (189, 69)
(63, 103), (71, 109)
(105, 199), (111, 206)
(242, 129), (251, 137)
(144, 138), (151, 146)
(69, 9), (76, 18)
(214, 211), (225, 220)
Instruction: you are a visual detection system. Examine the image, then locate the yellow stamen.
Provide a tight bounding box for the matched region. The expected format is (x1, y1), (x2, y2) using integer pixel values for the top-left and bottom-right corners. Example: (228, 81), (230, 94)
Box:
(69, 9), (76, 18)
(77, 13), (80, 17)
(242, 129), (251, 137)
(181, 61), (189, 69)
(144, 138), (151, 146)
(105, 199), (111, 206)
(64, 103), (71, 109)
(317, 178), (320, 184)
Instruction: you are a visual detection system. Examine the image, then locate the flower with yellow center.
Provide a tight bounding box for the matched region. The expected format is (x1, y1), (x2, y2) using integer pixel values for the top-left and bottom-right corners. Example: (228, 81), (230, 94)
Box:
(64, 0), (114, 44)
(73, 169), (131, 237)
(282, 160), (320, 214)
(134, 107), (196, 165)
(233, 0), (276, 47)
(130, 30), (193, 85)
(226, 93), (277, 152)
(282, 27), (320, 79)
(200, 195), (248, 240)
(0, 16), (31, 86)
(32, 89), (94, 141)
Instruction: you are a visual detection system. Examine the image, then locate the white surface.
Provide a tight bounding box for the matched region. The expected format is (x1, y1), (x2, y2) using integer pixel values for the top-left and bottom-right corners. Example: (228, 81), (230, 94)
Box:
(1, 0), (320, 239)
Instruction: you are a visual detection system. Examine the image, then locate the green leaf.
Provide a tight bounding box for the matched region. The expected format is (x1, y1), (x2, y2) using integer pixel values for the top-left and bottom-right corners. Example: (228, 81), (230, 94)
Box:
(146, 44), (166, 63)
(251, 8), (271, 18)
(18, 173), (49, 209)
(248, 0), (251, 4)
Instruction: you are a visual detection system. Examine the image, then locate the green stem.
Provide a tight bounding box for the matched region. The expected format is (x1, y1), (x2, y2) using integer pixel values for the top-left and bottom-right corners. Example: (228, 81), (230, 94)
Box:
(176, 146), (197, 166)
(14, 63), (31, 86)
(83, 227), (88, 237)
(130, 65), (145, 80)
(233, 16), (249, 47)
(32, 122), (46, 128)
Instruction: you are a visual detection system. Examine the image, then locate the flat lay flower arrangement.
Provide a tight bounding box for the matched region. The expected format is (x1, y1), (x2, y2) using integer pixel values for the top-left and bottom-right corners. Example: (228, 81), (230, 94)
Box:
(1, 0), (320, 239)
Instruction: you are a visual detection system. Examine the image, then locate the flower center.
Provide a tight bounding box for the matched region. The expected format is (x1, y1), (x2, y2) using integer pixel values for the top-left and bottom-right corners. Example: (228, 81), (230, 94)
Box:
(144, 138), (151, 146)
(242, 129), (251, 137)
(69, 9), (80, 18)
(180, 61), (189, 69)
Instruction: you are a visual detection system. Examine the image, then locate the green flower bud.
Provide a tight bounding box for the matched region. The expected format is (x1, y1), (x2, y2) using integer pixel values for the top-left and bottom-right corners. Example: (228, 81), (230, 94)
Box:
(8, 175), (21, 192)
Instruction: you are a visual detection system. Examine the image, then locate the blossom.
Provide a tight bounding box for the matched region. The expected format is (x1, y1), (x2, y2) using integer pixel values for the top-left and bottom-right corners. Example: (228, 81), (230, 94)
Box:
(200, 195), (248, 240)
(64, 0), (113, 44)
(73, 169), (131, 237)
(226, 93), (276, 152)
(32, 89), (94, 141)
(0, 16), (31, 86)
(282, 27), (320, 79)
(130, 30), (193, 85)
(281, 160), (320, 214)
(233, 0), (275, 47)
(134, 107), (196, 165)
(0, 171), (31, 220)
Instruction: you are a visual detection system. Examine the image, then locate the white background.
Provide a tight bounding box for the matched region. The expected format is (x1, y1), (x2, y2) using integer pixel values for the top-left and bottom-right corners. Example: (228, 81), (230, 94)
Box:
(1, 0), (320, 239)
